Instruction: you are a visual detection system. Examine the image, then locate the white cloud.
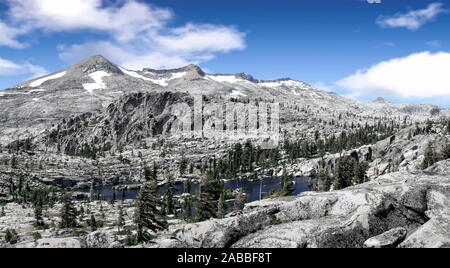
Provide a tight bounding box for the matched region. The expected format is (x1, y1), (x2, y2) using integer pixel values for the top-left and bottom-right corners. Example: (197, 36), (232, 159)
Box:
(0, 0), (246, 70)
(157, 24), (245, 53)
(312, 82), (335, 92)
(6, 0), (172, 43)
(336, 51), (450, 102)
(0, 57), (48, 78)
(58, 41), (197, 69)
(376, 2), (446, 30)
(58, 23), (246, 70)
(0, 22), (27, 48)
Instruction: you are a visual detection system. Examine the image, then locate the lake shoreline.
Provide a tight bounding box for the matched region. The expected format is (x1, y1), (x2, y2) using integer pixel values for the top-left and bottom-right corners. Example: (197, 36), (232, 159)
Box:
(76, 176), (314, 203)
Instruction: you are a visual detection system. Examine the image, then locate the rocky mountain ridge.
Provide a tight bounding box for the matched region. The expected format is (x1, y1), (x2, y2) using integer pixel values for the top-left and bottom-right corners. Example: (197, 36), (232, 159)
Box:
(0, 55), (447, 146)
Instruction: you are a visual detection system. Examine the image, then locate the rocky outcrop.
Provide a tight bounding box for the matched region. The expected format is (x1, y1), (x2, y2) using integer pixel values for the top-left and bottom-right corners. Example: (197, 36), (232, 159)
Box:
(363, 227), (407, 248)
(85, 230), (123, 248)
(35, 238), (82, 248)
(40, 91), (194, 152)
(169, 170), (449, 248)
(426, 159), (450, 175)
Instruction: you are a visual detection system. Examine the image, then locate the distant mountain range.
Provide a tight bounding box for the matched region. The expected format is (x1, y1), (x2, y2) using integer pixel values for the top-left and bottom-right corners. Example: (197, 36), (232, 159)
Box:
(0, 55), (447, 145)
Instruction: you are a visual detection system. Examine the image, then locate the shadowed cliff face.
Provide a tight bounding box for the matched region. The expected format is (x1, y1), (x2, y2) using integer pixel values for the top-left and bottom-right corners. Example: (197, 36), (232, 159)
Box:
(40, 91), (194, 153)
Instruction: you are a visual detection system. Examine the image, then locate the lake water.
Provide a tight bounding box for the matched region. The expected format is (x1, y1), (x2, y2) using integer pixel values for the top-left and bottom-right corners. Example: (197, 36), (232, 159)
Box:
(81, 177), (311, 203)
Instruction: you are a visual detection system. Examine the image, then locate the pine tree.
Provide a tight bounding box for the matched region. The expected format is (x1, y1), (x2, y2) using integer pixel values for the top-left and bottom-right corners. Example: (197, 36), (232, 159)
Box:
(194, 171), (224, 221)
(4, 229), (18, 244)
(117, 205), (125, 232)
(281, 169), (294, 196)
(151, 161), (158, 180)
(79, 205), (85, 218)
(121, 190), (126, 202)
(179, 157), (188, 175)
(421, 142), (437, 170)
(11, 155), (17, 169)
(134, 182), (167, 242)
(314, 130), (320, 141)
(194, 191), (216, 222)
(217, 191), (227, 218)
(1, 207), (5, 217)
(447, 119), (450, 134)
(34, 201), (45, 228)
(442, 143), (450, 160)
(353, 162), (369, 184)
(234, 188), (247, 211)
(333, 157), (356, 190)
(89, 183), (95, 201)
(425, 120), (433, 134)
(183, 197), (192, 222)
(184, 178), (192, 194)
(59, 194), (78, 229)
(143, 166), (152, 181)
(164, 175), (175, 215)
(189, 163), (194, 174)
(318, 170), (332, 191)
(110, 191), (116, 205)
(88, 214), (98, 231)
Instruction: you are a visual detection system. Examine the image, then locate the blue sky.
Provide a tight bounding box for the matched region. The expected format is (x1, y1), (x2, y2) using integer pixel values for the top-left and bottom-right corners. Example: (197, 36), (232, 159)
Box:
(1, 0), (450, 107)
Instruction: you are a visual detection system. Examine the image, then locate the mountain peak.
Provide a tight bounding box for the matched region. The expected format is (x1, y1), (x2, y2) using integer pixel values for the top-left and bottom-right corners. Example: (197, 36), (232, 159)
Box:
(235, 73), (258, 83)
(70, 55), (123, 75)
(373, 97), (391, 104)
(179, 64), (205, 76)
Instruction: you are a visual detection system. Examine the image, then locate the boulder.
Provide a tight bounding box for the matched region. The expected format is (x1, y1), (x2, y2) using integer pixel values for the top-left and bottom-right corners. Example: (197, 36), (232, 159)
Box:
(85, 230), (123, 248)
(36, 238), (82, 248)
(398, 214), (450, 248)
(363, 227), (407, 248)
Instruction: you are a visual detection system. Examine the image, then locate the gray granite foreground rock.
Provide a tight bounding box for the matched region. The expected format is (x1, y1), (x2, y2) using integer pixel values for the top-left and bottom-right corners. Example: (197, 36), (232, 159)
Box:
(170, 171), (449, 248)
(363, 227), (407, 248)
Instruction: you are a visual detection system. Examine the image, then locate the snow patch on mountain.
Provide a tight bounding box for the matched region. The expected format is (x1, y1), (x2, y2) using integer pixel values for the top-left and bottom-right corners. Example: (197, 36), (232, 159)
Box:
(29, 89), (46, 93)
(206, 75), (249, 84)
(205, 76), (311, 94)
(230, 90), (247, 97)
(170, 72), (187, 80)
(121, 67), (187, 86)
(82, 71), (110, 94)
(29, 71), (67, 87)
(291, 90), (300, 96)
(119, 67), (152, 82)
(259, 80), (306, 88)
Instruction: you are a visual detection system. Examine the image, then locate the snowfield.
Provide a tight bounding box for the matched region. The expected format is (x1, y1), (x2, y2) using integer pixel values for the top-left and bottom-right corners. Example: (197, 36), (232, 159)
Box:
(29, 89), (46, 93)
(30, 72), (67, 87)
(230, 90), (247, 97)
(82, 71), (111, 94)
(120, 67), (187, 86)
(206, 75), (249, 84)
(259, 80), (306, 88)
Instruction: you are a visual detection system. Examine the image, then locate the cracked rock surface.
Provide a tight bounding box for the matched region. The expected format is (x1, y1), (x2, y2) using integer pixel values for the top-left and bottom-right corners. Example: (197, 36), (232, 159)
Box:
(170, 171), (449, 248)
